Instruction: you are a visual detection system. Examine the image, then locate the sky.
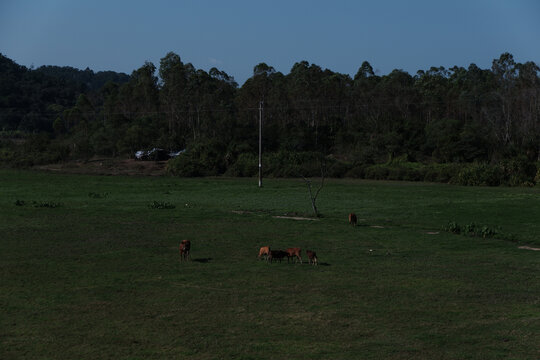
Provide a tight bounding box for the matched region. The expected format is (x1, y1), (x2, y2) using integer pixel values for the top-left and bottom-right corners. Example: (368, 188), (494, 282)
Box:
(1, 0), (539, 85)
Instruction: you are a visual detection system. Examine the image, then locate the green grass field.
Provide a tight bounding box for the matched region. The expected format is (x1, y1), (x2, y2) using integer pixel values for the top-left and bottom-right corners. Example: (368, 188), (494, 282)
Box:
(1, 170), (539, 359)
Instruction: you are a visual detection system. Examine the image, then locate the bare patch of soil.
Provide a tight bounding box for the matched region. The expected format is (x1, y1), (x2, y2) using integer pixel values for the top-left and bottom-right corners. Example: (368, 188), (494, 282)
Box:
(518, 246), (540, 251)
(232, 210), (317, 221)
(272, 215), (319, 221)
(34, 158), (168, 176)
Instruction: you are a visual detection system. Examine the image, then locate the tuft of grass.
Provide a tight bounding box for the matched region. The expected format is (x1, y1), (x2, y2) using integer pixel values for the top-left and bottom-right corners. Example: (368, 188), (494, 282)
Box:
(31, 200), (63, 208)
(147, 200), (176, 209)
(13, 200), (64, 208)
(88, 191), (108, 199)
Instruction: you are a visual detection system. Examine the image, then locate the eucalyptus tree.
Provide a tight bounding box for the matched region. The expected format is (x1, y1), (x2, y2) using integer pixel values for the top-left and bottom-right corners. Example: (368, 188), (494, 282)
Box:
(159, 52), (187, 146)
(235, 63), (281, 152)
(514, 61), (540, 159)
(113, 61), (161, 154)
(414, 66), (450, 124)
(491, 53), (518, 146)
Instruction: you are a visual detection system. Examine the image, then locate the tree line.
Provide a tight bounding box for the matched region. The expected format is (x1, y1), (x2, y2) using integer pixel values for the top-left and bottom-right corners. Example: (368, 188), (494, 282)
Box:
(1, 52), (539, 184)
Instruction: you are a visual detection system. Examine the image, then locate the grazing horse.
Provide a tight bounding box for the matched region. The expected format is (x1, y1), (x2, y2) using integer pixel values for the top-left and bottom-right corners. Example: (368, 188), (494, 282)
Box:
(348, 213), (357, 226)
(285, 247), (302, 264)
(258, 246), (270, 261)
(179, 239), (191, 261)
(306, 250), (318, 265)
(269, 250), (288, 263)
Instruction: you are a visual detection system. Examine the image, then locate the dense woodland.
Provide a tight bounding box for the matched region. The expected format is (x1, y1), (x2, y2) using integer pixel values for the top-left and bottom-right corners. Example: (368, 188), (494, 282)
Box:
(1, 52), (539, 185)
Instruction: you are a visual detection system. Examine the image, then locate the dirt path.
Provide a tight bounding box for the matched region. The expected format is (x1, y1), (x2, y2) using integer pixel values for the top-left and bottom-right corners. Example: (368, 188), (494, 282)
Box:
(272, 216), (319, 221)
(518, 246), (540, 251)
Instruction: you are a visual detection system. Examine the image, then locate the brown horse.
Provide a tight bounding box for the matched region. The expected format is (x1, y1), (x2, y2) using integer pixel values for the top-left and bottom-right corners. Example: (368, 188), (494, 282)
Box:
(348, 213), (357, 226)
(306, 250), (318, 265)
(258, 246), (270, 261)
(285, 247), (302, 264)
(268, 250), (288, 263)
(179, 239), (191, 261)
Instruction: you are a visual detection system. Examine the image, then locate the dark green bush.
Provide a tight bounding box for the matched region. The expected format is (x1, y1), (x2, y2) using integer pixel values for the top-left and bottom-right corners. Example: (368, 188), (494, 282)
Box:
(167, 139), (227, 177)
(31, 201), (63, 208)
(449, 159), (536, 187)
(451, 163), (503, 186)
(0, 147), (16, 166)
(424, 163), (461, 183)
(361, 162), (426, 182)
(148, 201), (175, 209)
(326, 160), (352, 178)
(168, 146), (537, 187)
(225, 153), (258, 177)
(1, 134), (70, 168)
(88, 192), (108, 199)
(498, 157), (537, 186)
(14, 199), (63, 208)
(364, 165), (389, 180)
(263, 151), (322, 178)
(167, 154), (206, 177)
(443, 221), (501, 239)
(444, 221), (461, 234)
(345, 165), (366, 178)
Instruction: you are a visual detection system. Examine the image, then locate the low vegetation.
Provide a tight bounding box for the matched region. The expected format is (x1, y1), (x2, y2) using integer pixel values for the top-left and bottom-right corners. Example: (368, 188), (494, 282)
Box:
(1, 170), (538, 359)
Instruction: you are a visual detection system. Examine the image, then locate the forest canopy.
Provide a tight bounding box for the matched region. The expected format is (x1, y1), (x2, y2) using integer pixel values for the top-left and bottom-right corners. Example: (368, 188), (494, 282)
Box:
(1, 51), (539, 185)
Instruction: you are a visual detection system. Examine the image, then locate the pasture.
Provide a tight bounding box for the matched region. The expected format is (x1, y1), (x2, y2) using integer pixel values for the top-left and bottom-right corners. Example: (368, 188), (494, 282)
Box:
(1, 169), (539, 359)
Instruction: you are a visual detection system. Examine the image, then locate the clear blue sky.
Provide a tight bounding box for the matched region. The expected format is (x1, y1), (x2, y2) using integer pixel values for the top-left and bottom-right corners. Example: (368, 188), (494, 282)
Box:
(1, 0), (539, 85)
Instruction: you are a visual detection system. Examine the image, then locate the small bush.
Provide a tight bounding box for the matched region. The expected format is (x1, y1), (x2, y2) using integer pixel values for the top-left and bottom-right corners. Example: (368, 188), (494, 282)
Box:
(344, 165), (366, 178)
(499, 157), (537, 186)
(167, 154), (206, 177)
(88, 192), (108, 199)
(451, 163), (502, 186)
(225, 153), (258, 177)
(31, 201), (63, 208)
(326, 160), (352, 178)
(443, 221), (501, 239)
(167, 139), (228, 177)
(14, 200), (26, 206)
(148, 201), (175, 209)
(534, 166), (540, 185)
(444, 221), (461, 234)
(480, 225), (498, 239)
(449, 159), (537, 187)
(364, 165), (389, 180)
(263, 151), (323, 178)
(423, 163), (460, 183)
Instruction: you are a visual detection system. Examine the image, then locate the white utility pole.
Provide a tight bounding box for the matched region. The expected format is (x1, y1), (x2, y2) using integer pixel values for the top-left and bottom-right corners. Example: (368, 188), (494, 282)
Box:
(258, 100), (263, 188)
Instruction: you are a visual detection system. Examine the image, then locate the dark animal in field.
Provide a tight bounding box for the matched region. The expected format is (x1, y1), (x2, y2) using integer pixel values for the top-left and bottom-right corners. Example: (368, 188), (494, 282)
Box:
(306, 250), (318, 265)
(258, 246), (270, 261)
(286, 247), (302, 264)
(348, 213), (357, 226)
(179, 239), (191, 261)
(269, 250), (288, 263)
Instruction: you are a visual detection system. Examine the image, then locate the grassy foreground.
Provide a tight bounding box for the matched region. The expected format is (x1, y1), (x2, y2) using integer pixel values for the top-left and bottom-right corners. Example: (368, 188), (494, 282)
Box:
(1, 170), (539, 359)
